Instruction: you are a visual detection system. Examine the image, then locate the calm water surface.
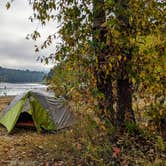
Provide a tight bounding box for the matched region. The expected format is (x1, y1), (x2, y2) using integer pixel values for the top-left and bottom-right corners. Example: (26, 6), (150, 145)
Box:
(0, 83), (47, 96)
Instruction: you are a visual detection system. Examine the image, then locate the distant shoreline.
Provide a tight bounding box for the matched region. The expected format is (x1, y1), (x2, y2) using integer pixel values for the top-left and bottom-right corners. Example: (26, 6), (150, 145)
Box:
(0, 66), (46, 83)
(0, 82), (46, 84)
(0, 82), (47, 96)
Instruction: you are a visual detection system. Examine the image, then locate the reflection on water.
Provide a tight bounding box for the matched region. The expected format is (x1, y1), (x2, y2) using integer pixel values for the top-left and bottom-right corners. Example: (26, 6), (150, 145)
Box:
(0, 83), (47, 96)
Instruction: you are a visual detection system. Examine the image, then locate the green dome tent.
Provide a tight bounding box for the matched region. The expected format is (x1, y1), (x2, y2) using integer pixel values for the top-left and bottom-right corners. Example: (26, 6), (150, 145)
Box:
(0, 90), (74, 133)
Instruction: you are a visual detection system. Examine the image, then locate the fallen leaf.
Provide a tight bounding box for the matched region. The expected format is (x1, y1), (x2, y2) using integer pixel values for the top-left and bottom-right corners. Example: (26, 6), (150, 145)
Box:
(112, 146), (120, 157)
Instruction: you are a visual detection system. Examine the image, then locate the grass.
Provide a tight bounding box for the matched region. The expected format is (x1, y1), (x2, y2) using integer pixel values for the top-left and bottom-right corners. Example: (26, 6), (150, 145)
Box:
(0, 96), (166, 165)
(0, 96), (14, 111)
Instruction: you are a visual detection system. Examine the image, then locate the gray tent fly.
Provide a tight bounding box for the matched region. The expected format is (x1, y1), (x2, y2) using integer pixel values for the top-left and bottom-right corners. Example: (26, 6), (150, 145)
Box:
(0, 90), (75, 133)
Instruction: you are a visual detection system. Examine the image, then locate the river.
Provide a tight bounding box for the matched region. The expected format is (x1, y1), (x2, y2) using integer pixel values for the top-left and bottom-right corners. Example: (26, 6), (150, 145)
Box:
(0, 83), (47, 96)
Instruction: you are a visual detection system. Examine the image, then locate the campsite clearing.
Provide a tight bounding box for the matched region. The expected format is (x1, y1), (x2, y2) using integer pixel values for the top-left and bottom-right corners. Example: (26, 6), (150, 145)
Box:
(0, 96), (166, 166)
(0, 96), (77, 165)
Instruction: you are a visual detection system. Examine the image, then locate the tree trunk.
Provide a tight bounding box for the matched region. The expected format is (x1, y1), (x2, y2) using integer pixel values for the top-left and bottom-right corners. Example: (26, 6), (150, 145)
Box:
(116, 79), (135, 128)
(116, 0), (136, 128)
(96, 70), (114, 124)
(93, 0), (114, 124)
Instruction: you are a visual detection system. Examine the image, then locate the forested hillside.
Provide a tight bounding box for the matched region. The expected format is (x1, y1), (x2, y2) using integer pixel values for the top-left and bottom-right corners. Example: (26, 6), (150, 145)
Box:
(0, 66), (45, 83)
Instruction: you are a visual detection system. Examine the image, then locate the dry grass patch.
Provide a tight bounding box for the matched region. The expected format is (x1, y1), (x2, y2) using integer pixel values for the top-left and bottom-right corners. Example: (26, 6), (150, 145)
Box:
(0, 96), (14, 111)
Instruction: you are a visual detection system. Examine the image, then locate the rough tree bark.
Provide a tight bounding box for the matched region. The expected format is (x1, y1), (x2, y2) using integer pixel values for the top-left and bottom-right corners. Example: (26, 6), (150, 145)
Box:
(117, 78), (135, 127)
(93, 0), (114, 124)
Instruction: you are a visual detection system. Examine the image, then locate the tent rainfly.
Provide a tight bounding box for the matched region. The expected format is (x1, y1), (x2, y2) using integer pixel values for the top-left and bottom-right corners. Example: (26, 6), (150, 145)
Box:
(0, 90), (74, 133)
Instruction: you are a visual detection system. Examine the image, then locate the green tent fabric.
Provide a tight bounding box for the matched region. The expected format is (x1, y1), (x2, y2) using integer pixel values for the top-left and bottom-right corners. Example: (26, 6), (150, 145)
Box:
(0, 90), (74, 133)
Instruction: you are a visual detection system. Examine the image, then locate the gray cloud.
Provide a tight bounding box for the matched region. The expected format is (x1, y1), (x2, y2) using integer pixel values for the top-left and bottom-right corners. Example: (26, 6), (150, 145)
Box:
(0, 0), (56, 71)
(0, 39), (54, 71)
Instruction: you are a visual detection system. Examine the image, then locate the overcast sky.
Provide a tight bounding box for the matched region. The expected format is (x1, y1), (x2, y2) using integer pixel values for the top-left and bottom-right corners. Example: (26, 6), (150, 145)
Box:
(0, 0), (57, 72)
